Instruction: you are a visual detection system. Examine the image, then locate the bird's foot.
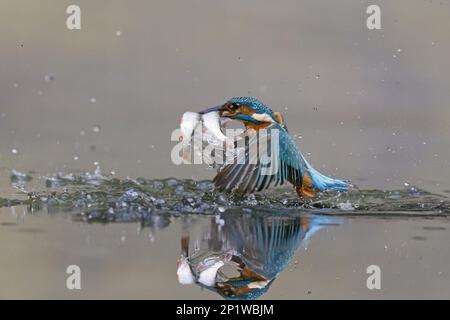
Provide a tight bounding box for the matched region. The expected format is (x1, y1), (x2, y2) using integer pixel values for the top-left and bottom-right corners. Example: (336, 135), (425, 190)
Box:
(296, 185), (315, 200)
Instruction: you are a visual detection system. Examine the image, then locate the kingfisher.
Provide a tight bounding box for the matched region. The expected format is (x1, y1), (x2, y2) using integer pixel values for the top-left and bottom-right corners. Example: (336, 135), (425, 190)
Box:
(199, 97), (349, 199)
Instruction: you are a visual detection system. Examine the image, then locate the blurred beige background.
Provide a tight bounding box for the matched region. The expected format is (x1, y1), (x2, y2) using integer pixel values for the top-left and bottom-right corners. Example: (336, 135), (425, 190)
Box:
(1, 1), (450, 300)
(1, 0), (450, 191)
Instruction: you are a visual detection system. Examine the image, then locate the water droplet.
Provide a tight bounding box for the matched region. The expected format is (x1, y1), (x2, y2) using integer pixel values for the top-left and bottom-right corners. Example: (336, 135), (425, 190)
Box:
(315, 74), (320, 79)
(92, 125), (101, 133)
(90, 98), (97, 103)
(404, 182), (410, 187)
(338, 200), (354, 211)
(13, 83), (18, 88)
(79, 130), (86, 136)
(73, 156), (79, 160)
(11, 149), (18, 154)
(94, 166), (102, 176)
(94, 161), (99, 166)
(115, 30), (122, 36)
(397, 48), (402, 52)
(44, 73), (55, 82)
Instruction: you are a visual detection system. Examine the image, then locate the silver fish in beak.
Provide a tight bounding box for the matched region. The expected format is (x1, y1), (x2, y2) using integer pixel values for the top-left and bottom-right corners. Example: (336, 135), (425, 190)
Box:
(201, 111), (228, 142)
(179, 111), (201, 142)
(179, 108), (230, 144)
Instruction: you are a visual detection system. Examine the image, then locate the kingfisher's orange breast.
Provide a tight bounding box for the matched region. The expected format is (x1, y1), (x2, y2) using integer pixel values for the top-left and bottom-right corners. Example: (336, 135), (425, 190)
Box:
(244, 122), (271, 131)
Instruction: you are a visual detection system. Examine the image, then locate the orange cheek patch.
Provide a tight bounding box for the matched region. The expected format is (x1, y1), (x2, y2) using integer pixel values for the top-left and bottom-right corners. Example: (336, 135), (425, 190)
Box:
(239, 107), (255, 115)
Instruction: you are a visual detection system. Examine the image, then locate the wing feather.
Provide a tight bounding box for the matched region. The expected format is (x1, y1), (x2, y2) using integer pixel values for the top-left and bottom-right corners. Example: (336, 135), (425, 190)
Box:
(213, 123), (309, 193)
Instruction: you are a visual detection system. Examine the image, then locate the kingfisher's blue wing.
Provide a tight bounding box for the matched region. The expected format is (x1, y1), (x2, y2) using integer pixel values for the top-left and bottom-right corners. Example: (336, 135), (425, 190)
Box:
(214, 123), (306, 193)
(213, 123), (348, 193)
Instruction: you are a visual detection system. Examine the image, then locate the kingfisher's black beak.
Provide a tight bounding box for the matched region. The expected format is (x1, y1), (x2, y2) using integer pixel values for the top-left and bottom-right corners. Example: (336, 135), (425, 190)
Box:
(198, 105), (226, 114)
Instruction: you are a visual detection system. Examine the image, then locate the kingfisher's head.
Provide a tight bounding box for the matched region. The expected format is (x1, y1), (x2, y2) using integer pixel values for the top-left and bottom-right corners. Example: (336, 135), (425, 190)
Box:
(200, 97), (278, 125)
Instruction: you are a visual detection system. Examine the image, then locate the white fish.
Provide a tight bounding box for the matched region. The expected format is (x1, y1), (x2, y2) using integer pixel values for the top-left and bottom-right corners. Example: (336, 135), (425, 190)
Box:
(197, 260), (225, 287)
(180, 111), (201, 142)
(202, 111), (228, 142)
(176, 256), (195, 285)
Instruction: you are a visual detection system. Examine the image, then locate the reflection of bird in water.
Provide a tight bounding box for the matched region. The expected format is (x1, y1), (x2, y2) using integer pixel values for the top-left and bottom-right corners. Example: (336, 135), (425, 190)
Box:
(176, 211), (336, 299)
(198, 97), (349, 199)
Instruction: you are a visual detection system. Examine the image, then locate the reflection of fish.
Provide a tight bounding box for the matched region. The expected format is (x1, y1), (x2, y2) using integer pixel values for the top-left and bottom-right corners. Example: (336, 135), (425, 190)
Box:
(176, 211), (338, 300)
(198, 260), (225, 287)
(176, 256), (195, 285)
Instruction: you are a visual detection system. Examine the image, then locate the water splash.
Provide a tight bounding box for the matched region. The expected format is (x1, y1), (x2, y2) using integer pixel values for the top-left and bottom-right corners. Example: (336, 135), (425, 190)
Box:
(3, 169), (450, 223)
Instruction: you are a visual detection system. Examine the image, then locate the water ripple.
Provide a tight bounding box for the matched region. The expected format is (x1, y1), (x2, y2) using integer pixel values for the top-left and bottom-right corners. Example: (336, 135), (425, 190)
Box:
(2, 170), (450, 222)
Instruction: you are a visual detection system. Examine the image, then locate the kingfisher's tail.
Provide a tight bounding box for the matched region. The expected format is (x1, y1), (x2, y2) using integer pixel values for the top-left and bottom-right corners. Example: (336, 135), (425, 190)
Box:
(306, 166), (349, 192)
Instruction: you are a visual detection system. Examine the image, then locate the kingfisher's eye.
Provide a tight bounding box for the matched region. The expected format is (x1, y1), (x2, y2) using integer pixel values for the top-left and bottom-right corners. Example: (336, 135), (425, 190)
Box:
(229, 103), (240, 111)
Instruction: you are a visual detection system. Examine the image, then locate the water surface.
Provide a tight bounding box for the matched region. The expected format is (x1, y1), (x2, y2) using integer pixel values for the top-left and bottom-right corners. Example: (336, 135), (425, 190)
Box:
(1, 169), (450, 299)
(2, 0), (450, 299)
